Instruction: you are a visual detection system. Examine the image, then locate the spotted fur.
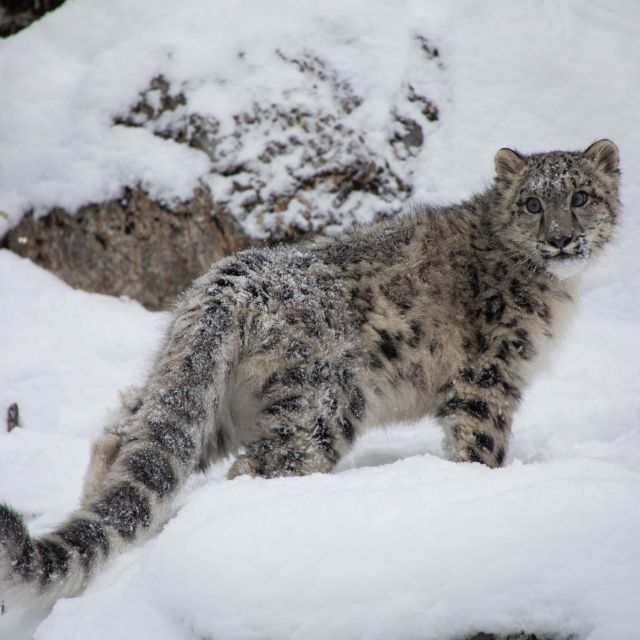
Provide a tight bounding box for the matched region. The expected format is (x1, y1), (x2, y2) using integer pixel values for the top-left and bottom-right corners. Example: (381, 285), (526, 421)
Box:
(0, 140), (620, 605)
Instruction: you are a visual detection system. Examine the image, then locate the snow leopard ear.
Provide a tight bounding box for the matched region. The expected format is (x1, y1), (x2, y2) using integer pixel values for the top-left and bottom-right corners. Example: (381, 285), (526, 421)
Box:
(584, 139), (619, 175)
(494, 148), (526, 178)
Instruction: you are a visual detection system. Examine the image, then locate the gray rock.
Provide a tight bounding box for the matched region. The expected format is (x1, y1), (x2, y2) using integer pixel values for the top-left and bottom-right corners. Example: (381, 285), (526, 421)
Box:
(0, 0), (66, 38)
(2, 38), (441, 309)
(2, 187), (251, 310)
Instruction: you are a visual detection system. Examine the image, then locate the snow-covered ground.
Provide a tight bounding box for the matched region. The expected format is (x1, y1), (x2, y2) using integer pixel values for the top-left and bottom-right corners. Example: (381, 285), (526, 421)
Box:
(1, 0), (640, 638)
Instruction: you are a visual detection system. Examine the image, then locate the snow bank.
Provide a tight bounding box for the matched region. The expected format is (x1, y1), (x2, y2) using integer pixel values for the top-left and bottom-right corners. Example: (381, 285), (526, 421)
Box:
(31, 459), (640, 640)
(1, 0), (640, 638)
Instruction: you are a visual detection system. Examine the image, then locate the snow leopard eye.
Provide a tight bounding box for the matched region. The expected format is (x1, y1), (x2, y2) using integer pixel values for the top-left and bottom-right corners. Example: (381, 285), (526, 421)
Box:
(571, 191), (588, 207)
(525, 197), (542, 214)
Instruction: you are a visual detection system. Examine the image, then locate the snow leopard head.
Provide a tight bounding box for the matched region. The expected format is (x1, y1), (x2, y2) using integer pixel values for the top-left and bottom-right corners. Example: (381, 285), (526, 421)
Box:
(493, 139), (620, 280)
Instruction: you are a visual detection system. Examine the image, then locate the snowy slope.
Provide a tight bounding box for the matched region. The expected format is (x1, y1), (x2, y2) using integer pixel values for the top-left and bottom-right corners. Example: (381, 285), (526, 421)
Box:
(1, 1), (640, 639)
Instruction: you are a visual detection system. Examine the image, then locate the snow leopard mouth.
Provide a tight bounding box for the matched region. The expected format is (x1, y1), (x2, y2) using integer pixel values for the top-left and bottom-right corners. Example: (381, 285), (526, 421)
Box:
(539, 236), (590, 263)
(549, 251), (583, 261)
(542, 250), (589, 279)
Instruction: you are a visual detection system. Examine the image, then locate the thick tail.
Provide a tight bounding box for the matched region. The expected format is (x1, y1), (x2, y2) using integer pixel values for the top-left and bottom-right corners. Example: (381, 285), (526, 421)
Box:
(0, 502), (111, 606)
(0, 420), (208, 606)
(1, 389), (218, 607)
(0, 270), (238, 606)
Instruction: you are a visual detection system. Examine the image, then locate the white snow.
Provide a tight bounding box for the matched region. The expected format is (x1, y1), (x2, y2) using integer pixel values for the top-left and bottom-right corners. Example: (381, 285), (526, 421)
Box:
(1, 0), (640, 639)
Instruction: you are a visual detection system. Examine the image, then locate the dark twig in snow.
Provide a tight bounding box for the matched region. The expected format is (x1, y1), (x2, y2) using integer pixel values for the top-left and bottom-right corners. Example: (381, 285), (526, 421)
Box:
(6, 402), (20, 432)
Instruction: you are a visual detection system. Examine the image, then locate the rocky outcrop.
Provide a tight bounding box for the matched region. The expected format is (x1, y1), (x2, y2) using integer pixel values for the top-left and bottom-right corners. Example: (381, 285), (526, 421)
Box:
(115, 49), (439, 241)
(0, 0), (66, 38)
(2, 37), (441, 309)
(2, 187), (250, 310)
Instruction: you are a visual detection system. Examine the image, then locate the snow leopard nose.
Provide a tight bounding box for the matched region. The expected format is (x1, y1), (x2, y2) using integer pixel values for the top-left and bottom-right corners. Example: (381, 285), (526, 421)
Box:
(547, 233), (572, 249)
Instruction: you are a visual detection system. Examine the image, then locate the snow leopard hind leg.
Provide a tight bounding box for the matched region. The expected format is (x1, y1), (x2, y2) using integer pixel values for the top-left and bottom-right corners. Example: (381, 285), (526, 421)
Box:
(227, 367), (361, 480)
(225, 298), (364, 478)
(82, 386), (143, 506)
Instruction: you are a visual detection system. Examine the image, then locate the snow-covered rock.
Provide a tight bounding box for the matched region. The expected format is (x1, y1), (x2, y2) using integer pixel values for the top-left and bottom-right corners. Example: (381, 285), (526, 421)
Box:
(2, 187), (249, 310)
(0, 0), (443, 306)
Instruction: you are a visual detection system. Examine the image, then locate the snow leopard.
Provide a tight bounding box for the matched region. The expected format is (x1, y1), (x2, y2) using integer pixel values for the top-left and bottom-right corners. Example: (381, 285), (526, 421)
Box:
(0, 139), (620, 606)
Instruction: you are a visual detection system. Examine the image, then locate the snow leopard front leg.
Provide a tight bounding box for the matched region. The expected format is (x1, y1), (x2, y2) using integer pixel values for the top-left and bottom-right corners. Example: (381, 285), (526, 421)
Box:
(436, 357), (522, 468)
